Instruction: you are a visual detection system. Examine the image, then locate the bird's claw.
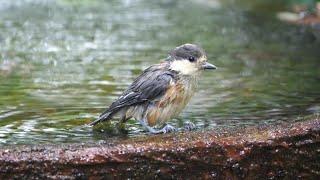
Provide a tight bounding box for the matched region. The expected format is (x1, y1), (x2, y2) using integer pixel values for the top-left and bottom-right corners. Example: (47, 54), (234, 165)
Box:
(137, 120), (176, 134)
(146, 124), (176, 134)
(161, 124), (176, 133)
(181, 122), (196, 131)
(137, 120), (197, 134)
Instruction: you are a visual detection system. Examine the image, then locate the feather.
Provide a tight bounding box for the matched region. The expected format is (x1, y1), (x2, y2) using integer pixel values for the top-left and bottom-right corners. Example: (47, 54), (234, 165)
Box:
(89, 63), (176, 124)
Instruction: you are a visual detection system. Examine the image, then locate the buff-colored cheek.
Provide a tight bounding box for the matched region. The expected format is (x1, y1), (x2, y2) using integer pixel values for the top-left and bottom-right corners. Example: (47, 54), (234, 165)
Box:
(169, 60), (198, 75)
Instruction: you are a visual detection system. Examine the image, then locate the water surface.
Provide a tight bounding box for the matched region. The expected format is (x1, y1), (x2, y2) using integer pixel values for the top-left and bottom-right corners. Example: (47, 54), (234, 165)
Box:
(0, 0), (319, 145)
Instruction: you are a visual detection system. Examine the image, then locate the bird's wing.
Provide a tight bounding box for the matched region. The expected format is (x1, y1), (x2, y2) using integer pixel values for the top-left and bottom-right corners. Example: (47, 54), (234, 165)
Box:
(88, 64), (175, 125)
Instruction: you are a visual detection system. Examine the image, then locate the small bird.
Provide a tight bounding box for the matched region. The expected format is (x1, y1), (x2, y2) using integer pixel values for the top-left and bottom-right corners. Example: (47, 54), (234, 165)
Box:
(88, 44), (216, 133)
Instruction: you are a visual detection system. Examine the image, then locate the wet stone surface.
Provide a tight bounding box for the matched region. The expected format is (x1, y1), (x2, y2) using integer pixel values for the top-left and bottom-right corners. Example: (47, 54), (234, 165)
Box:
(0, 115), (319, 179)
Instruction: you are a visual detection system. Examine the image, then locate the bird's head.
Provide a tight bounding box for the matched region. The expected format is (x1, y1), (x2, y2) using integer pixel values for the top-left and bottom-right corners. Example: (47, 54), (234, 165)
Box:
(166, 44), (216, 76)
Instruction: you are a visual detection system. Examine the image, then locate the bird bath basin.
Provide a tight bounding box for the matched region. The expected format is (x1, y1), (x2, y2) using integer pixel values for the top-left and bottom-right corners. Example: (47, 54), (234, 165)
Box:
(1, 115), (319, 179)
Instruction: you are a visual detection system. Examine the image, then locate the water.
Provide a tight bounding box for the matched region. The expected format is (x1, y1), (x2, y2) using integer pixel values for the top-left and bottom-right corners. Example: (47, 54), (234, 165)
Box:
(0, 0), (319, 145)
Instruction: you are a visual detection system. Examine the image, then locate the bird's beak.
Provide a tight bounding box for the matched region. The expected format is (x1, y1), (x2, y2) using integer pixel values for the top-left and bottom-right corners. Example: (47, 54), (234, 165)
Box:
(202, 62), (217, 70)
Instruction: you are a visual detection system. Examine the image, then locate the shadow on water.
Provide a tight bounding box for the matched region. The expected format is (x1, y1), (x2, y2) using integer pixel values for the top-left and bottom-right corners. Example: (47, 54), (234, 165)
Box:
(0, 0), (319, 145)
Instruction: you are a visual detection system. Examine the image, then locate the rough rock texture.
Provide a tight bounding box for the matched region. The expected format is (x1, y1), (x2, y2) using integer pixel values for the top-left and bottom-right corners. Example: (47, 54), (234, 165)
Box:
(0, 116), (320, 179)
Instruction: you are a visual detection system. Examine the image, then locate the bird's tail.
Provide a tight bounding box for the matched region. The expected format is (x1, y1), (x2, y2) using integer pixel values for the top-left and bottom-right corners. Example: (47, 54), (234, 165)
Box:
(87, 111), (113, 126)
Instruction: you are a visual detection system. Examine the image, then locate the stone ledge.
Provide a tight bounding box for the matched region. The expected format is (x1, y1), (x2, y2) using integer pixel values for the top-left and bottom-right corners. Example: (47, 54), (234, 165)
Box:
(0, 116), (319, 179)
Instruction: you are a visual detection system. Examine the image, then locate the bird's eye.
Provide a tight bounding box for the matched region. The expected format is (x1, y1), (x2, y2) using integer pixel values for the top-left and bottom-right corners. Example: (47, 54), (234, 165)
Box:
(188, 56), (195, 62)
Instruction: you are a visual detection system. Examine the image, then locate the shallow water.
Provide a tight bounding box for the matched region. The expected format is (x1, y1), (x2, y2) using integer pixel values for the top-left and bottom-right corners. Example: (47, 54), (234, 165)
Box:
(0, 0), (319, 145)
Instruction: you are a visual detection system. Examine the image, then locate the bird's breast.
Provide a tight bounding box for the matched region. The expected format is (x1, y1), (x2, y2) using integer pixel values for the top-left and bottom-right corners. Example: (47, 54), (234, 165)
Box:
(146, 76), (198, 126)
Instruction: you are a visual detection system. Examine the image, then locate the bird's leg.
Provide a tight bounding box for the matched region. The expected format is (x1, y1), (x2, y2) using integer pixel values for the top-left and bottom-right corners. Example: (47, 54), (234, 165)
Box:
(137, 120), (176, 134)
(137, 120), (161, 133)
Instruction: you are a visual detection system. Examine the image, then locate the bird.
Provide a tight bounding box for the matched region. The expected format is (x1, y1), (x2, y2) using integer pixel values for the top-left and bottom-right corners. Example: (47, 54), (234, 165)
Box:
(88, 44), (217, 133)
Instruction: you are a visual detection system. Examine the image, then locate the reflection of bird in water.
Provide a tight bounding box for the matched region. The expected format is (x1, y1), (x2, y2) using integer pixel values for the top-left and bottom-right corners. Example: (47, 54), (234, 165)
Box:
(88, 44), (217, 133)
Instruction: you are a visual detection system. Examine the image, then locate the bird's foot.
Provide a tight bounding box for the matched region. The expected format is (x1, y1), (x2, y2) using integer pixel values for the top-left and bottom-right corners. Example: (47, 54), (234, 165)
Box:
(160, 124), (176, 133)
(137, 120), (176, 134)
(180, 122), (196, 131)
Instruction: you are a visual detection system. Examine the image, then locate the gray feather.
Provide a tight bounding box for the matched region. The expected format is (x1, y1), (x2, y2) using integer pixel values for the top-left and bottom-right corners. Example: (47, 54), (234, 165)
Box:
(90, 63), (177, 125)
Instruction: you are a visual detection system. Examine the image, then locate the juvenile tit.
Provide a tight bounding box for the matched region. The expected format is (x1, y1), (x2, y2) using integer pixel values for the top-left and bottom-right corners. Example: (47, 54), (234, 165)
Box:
(88, 44), (217, 133)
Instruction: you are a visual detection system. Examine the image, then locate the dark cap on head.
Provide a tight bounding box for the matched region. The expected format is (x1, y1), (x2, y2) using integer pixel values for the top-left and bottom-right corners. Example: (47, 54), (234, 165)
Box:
(167, 44), (206, 61)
